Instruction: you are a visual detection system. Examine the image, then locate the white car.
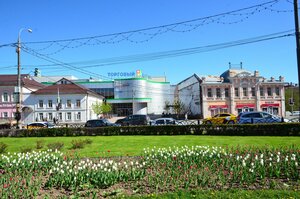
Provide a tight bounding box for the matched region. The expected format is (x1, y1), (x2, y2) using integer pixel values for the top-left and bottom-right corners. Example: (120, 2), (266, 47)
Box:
(151, 118), (177, 126)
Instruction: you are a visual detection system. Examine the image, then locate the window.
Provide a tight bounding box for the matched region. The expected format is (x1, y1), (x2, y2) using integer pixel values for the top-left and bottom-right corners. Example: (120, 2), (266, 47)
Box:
(48, 100), (53, 108)
(67, 112), (72, 120)
(216, 88), (221, 98)
(235, 88), (239, 97)
(38, 100), (43, 108)
(275, 87), (280, 96)
(59, 113), (62, 120)
(267, 87), (272, 96)
(76, 100), (81, 108)
(260, 87), (264, 97)
(207, 88), (212, 97)
(3, 112), (8, 118)
(76, 112), (81, 120)
(39, 113), (43, 121)
(67, 100), (72, 108)
(225, 88), (229, 97)
(3, 92), (8, 102)
(243, 88), (247, 97)
(251, 87), (256, 97)
(48, 113), (53, 120)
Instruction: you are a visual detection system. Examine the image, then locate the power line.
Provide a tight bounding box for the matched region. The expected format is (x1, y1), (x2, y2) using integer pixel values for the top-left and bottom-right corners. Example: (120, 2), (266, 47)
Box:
(1, 0), (292, 54)
(21, 45), (113, 81)
(15, 30), (294, 73)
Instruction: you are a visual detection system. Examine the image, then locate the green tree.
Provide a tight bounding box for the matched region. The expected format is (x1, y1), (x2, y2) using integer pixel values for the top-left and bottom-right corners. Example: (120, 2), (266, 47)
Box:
(173, 99), (185, 118)
(285, 86), (299, 112)
(91, 101), (112, 118)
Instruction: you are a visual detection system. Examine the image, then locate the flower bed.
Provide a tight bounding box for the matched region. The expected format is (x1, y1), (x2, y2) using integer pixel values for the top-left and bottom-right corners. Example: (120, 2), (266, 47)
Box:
(0, 146), (299, 198)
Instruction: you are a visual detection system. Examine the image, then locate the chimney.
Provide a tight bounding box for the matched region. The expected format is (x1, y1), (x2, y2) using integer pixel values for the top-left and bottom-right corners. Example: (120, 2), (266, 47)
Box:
(254, 70), (259, 77)
(279, 76), (284, 82)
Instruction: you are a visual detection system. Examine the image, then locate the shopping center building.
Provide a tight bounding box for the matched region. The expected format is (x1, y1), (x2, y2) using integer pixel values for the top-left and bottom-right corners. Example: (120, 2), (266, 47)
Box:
(33, 70), (174, 117)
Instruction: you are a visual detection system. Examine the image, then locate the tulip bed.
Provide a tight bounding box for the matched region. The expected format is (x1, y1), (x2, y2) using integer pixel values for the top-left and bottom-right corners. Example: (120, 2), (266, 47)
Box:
(0, 145), (299, 198)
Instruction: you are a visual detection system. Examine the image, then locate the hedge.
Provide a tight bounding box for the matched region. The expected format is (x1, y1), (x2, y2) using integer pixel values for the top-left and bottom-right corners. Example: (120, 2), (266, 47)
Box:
(0, 123), (299, 137)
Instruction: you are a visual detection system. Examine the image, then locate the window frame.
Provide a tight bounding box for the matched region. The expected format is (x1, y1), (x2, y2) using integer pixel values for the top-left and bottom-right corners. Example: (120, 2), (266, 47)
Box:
(38, 100), (44, 108)
(207, 88), (212, 98)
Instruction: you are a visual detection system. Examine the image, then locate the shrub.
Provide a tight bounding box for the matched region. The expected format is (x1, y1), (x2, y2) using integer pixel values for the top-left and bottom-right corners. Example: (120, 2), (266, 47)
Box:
(84, 138), (93, 145)
(0, 142), (8, 154)
(47, 142), (64, 151)
(70, 138), (93, 149)
(20, 146), (33, 153)
(70, 139), (86, 149)
(36, 140), (44, 149)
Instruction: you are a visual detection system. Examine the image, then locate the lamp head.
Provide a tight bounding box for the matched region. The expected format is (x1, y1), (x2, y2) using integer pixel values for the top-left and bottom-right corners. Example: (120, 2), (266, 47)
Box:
(27, 29), (32, 33)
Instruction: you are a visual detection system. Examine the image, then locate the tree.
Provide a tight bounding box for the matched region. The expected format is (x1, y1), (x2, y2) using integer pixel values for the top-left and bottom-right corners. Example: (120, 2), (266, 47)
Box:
(164, 100), (171, 114)
(173, 99), (185, 118)
(91, 101), (112, 118)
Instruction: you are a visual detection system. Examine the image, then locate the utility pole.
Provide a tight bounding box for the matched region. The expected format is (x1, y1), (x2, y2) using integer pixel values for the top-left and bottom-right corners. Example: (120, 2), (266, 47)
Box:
(293, 0), (300, 118)
(15, 34), (22, 129)
(15, 28), (32, 129)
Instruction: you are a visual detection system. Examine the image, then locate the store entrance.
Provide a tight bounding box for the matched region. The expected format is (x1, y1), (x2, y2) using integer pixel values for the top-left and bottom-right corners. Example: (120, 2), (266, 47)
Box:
(112, 103), (133, 116)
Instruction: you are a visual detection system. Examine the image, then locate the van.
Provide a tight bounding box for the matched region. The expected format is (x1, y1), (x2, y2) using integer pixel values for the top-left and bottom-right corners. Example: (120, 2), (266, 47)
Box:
(115, 114), (150, 126)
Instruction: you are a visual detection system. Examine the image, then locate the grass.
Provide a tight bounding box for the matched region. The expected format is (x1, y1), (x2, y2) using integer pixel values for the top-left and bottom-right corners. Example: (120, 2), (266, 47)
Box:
(127, 189), (300, 199)
(1, 135), (300, 157)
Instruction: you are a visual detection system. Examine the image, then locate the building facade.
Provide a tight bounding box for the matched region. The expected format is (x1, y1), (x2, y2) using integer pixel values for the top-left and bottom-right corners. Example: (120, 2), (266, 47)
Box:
(74, 77), (173, 116)
(177, 68), (286, 118)
(27, 78), (104, 125)
(0, 75), (44, 125)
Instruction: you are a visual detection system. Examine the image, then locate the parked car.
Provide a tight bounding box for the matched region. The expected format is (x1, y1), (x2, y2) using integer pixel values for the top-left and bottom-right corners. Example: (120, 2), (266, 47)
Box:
(202, 113), (237, 124)
(27, 122), (56, 130)
(85, 119), (120, 127)
(151, 118), (177, 125)
(292, 111), (300, 116)
(237, 111), (283, 124)
(115, 114), (151, 126)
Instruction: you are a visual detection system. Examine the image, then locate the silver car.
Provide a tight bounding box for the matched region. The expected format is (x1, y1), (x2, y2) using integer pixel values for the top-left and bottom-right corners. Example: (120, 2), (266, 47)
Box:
(151, 118), (177, 126)
(237, 111), (283, 124)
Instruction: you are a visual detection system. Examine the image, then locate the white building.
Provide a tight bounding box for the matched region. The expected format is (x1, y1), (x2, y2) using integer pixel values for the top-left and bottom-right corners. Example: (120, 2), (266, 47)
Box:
(33, 72), (175, 117)
(24, 78), (104, 125)
(75, 77), (174, 116)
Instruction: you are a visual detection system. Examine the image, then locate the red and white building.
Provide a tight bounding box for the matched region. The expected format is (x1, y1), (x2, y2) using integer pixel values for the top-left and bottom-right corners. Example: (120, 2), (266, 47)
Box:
(177, 68), (286, 118)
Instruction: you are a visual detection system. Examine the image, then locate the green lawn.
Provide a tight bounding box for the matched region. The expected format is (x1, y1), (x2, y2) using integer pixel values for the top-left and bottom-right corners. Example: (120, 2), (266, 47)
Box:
(1, 136), (299, 157)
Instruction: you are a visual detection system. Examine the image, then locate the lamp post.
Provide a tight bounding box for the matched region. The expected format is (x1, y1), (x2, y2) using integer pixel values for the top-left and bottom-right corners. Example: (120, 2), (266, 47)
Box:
(16, 28), (32, 129)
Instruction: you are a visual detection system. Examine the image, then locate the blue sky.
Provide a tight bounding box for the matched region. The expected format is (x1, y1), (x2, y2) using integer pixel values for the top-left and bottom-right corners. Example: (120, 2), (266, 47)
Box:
(0, 0), (297, 84)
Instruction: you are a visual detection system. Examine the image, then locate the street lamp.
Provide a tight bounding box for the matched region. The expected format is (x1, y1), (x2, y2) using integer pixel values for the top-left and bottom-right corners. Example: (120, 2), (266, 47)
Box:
(15, 28), (32, 129)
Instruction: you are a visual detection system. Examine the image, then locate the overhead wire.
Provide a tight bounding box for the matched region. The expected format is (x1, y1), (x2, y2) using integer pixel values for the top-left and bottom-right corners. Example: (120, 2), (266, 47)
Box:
(15, 29), (294, 73)
(0, 0), (292, 55)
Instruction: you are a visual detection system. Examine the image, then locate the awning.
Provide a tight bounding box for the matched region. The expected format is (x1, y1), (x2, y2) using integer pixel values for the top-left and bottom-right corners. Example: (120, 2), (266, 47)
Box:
(261, 103), (280, 108)
(236, 104), (255, 108)
(209, 105), (228, 109)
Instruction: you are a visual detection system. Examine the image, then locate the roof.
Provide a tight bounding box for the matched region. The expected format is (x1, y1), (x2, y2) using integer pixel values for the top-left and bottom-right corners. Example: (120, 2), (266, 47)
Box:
(0, 74), (45, 89)
(32, 78), (103, 98)
(32, 75), (78, 83)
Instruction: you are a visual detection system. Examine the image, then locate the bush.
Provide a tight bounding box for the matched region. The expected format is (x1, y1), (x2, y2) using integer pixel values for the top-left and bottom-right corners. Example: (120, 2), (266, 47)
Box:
(20, 146), (33, 153)
(36, 140), (44, 149)
(70, 139), (86, 149)
(70, 138), (93, 149)
(47, 142), (64, 151)
(0, 142), (8, 154)
(84, 138), (93, 145)
(0, 123), (299, 137)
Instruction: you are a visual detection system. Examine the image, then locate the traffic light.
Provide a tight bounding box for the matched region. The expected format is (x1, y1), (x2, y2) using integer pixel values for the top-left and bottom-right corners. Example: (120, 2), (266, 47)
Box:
(289, 98), (294, 106)
(14, 112), (21, 121)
